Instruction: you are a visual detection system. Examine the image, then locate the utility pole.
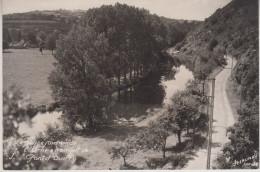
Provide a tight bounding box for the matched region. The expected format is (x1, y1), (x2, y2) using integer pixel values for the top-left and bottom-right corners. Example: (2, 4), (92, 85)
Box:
(231, 56), (233, 76)
(206, 78), (215, 169)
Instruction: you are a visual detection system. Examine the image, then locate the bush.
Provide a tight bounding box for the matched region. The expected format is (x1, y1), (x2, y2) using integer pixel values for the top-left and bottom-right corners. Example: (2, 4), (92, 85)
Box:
(35, 123), (72, 150)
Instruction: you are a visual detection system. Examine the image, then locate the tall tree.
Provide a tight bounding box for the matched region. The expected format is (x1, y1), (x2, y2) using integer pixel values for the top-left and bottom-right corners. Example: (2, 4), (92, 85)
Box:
(167, 91), (201, 144)
(48, 25), (112, 132)
(45, 34), (56, 54)
(3, 40), (9, 53)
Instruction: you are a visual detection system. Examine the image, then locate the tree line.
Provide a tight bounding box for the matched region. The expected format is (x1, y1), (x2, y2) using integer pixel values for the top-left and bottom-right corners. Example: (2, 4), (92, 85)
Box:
(2, 26), (57, 52)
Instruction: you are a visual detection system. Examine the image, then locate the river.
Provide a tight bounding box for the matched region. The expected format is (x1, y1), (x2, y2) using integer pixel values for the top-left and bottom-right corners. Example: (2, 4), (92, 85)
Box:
(19, 65), (193, 137)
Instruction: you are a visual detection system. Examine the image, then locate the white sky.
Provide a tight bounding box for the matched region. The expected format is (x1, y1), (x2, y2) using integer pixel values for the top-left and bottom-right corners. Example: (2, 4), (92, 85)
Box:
(2, 0), (231, 20)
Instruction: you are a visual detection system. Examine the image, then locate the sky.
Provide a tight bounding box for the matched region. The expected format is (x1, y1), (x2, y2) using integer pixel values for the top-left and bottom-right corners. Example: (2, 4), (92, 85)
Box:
(2, 0), (232, 20)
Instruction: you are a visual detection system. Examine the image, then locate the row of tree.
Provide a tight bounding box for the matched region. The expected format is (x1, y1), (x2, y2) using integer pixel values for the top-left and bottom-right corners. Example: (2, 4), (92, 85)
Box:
(48, 3), (175, 132)
(107, 80), (208, 167)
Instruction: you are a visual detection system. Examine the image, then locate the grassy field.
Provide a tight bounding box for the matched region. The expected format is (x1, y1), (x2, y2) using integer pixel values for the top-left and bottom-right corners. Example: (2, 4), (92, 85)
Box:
(3, 48), (55, 105)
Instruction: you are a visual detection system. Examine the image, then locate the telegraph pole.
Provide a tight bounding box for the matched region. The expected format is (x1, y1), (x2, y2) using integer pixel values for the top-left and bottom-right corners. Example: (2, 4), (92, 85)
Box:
(231, 56), (233, 76)
(206, 78), (215, 169)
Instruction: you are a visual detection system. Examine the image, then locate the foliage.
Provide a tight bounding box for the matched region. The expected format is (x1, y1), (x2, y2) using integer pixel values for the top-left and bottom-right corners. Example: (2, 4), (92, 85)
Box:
(3, 85), (31, 139)
(167, 90), (201, 143)
(35, 123), (73, 150)
(3, 85), (76, 170)
(38, 31), (47, 41)
(49, 3), (182, 131)
(3, 28), (12, 42)
(45, 33), (56, 54)
(107, 138), (135, 166)
(135, 121), (171, 158)
(214, 101), (259, 169)
(177, 0), (258, 77)
(208, 39), (218, 51)
(3, 40), (9, 52)
(48, 25), (112, 132)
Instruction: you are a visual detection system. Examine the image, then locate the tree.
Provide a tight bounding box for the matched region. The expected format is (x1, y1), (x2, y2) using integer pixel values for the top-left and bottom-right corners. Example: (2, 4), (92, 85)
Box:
(21, 26), (37, 44)
(17, 30), (22, 42)
(135, 121), (170, 158)
(167, 91), (201, 144)
(3, 40), (9, 53)
(38, 31), (47, 41)
(45, 34), (56, 54)
(213, 101), (259, 169)
(107, 139), (135, 166)
(80, 3), (170, 102)
(3, 28), (12, 42)
(27, 31), (37, 44)
(48, 25), (112, 132)
(3, 85), (31, 139)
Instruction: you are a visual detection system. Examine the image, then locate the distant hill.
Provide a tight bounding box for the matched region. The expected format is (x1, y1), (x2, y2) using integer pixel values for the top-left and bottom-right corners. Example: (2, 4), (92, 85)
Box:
(3, 9), (86, 34)
(3, 8), (201, 48)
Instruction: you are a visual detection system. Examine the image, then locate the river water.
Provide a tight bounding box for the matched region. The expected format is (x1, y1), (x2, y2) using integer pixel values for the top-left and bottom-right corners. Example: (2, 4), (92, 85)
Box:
(19, 65), (193, 137)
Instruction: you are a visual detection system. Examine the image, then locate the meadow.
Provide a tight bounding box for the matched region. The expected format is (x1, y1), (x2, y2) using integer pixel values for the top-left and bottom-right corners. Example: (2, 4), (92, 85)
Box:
(3, 48), (55, 105)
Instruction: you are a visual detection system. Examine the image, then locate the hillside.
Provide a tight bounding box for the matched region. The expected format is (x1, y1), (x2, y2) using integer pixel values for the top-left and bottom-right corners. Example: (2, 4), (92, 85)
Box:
(3, 9), (84, 34)
(175, 0), (258, 169)
(176, 0), (258, 75)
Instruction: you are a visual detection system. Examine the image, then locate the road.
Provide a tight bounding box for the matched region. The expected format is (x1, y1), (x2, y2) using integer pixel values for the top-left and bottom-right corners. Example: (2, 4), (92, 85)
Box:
(183, 56), (236, 170)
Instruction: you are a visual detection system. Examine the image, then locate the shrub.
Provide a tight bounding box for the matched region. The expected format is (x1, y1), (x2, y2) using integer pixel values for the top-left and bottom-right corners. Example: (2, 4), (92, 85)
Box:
(35, 123), (72, 150)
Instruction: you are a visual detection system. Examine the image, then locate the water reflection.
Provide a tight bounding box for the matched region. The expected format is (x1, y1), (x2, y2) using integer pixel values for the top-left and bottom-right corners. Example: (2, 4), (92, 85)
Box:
(109, 64), (193, 120)
(134, 70), (166, 104)
(162, 65), (194, 105)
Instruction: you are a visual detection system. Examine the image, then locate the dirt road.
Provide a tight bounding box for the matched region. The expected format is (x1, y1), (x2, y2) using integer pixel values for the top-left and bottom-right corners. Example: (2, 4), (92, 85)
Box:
(183, 56), (236, 170)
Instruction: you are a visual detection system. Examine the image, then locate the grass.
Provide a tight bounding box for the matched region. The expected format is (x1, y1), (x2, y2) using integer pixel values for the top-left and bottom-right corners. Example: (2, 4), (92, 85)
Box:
(3, 48), (55, 105)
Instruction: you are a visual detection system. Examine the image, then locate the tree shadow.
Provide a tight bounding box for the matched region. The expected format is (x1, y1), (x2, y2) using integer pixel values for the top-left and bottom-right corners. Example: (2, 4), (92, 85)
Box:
(145, 152), (196, 170)
(80, 122), (144, 141)
(107, 102), (160, 120)
(119, 164), (143, 170)
(75, 156), (88, 166)
(166, 134), (207, 152)
(3, 50), (13, 53)
(146, 157), (171, 169)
